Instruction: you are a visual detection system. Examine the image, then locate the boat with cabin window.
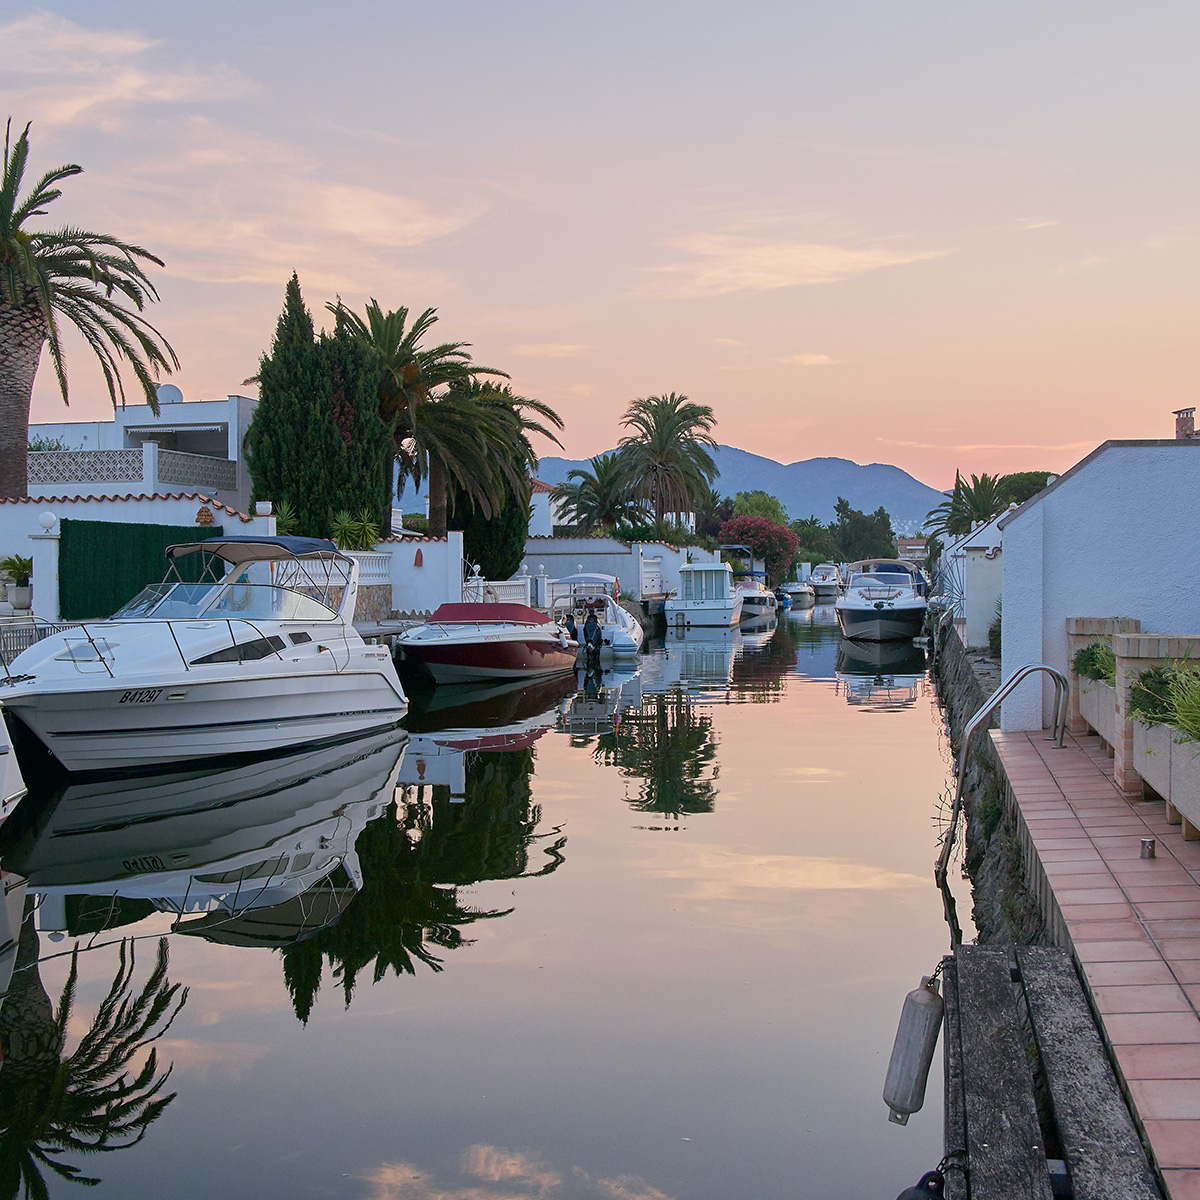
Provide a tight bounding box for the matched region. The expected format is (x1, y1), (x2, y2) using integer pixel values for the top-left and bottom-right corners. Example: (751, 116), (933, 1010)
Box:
(395, 603), (578, 685)
(664, 561), (742, 628)
(810, 563), (843, 601)
(833, 559), (929, 642)
(735, 574), (778, 620)
(780, 580), (816, 609)
(547, 573), (644, 657)
(0, 536), (407, 775)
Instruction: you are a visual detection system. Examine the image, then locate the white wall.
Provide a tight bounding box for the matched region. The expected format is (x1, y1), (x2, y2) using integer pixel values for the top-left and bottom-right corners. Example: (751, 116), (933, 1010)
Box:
(964, 548), (1002, 650)
(522, 537), (719, 598)
(529, 493), (554, 538)
(1000, 441), (1200, 730)
(380, 532), (464, 615)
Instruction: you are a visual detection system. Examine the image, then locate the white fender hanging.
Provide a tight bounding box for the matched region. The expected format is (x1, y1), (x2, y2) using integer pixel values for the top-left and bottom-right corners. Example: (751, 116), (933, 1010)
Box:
(883, 975), (944, 1125)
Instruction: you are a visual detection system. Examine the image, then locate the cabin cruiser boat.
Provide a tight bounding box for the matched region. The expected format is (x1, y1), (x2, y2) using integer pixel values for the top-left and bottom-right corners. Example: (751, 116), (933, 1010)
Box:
(0, 719), (25, 826)
(0, 537), (407, 776)
(735, 574), (778, 620)
(810, 564), (843, 601)
(5, 729), (406, 937)
(548, 574), (644, 657)
(665, 562), (742, 628)
(834, 559), (929, 642)
(395, 603), (576, 685)
(779, 580), (816, 609)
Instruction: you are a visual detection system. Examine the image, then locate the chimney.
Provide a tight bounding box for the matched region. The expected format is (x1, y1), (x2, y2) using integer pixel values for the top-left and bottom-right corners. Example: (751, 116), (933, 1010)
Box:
(1175, 407), (1196, 440)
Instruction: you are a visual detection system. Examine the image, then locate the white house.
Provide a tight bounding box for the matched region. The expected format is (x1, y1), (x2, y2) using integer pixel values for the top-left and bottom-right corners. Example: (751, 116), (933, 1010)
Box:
(939, 509), (1008, 652)
(29, 392), (257, 513)
(999, 437), (1200, 731)
(521, 535), (720, 600)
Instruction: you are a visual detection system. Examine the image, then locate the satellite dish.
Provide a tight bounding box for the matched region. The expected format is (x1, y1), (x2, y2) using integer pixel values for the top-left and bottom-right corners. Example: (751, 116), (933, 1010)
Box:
(156, 383), (183, 405)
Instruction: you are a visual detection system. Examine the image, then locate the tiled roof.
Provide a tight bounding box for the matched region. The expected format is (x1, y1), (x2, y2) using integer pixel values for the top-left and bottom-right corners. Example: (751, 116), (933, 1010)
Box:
(0, 492), (254, 522)
(530, 478), (555, 494)
(378, 533), (448, 543)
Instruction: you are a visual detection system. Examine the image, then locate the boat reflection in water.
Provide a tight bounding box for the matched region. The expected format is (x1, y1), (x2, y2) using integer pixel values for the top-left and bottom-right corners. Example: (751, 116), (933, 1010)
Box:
(283, 679), (570, 1020)
(556, 667), (643, 739)
(3, 729), (408, 947)
(834, 639), (930, 711)
(641, 624), (736, 701)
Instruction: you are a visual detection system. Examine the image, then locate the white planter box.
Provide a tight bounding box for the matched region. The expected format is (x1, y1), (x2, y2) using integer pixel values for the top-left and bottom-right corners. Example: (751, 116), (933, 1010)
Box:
(1096, 681), (1118, 748)
(1079, 680), (1100, 734)
(1169, 733), (1200, 828)
(1133, 718), (1172, 798)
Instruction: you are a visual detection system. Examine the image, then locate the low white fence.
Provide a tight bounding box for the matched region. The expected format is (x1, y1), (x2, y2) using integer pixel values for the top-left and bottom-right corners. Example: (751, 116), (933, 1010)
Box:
(462, 572), (532, 605)
(346, 551), (392, 585)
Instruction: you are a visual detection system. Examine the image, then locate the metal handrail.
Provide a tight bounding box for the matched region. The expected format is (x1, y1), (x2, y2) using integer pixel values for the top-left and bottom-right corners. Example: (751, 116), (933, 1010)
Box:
(934, 662), (1070, 890)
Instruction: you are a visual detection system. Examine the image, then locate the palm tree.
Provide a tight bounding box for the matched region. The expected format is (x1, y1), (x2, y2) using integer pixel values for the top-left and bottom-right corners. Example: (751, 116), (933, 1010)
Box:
(924, 472), (1006, 539)
(0, 119), (177, 498)
(0, 913), (187, 1195)
(615, 393), (718, 525)
(552, 453), (647, 533)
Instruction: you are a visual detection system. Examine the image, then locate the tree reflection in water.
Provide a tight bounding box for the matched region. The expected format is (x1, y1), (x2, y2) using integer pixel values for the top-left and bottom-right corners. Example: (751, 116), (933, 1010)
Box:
(730, 618), (797, 700)
(282, 747), (565, 1022)
(593, 689), (719, 820)
(0, 905), (186, 1198)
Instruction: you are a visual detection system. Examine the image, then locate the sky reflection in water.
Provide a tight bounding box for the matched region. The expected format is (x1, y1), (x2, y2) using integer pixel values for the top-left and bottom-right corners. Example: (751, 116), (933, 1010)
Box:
(0, 606), (957, 1199)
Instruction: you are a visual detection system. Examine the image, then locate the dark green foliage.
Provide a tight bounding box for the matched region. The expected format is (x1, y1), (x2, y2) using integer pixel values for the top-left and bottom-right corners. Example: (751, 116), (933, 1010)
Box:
(695, 487), (735, 538)
(831, 497), (895, 562)
(280, 749), (564, 1022)
(400, 513), (429, 535)
(732, 490), (788, 525)
(1073, 642), (1116, 684)
(997, 471), (1053, 507)
(790, 514), (836, 560)
(552, 453), (646, 534)
(1129, 665), (1175, 726)
(58, 518), (222, 619)
(246, 275), (392, 537)
(450, 480), (531, 580)
(988, 600), (1002, 656)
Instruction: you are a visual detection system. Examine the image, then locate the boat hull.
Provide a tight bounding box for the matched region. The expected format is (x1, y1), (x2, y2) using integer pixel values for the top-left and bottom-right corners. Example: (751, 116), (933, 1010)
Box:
(1, 669), (406, 775)
(835, 603), (927, 642)
(398, 637), (577, 684)
(664, 595), (743, 628)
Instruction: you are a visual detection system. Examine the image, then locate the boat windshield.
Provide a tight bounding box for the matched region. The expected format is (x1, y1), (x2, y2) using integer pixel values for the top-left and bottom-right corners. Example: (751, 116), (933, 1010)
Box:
(111, 579), (337, 621)
(849, 573), (911, 590)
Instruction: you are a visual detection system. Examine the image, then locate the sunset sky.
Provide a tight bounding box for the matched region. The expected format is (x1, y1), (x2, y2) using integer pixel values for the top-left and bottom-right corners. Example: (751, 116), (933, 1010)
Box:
(5, 1), (1197, 490)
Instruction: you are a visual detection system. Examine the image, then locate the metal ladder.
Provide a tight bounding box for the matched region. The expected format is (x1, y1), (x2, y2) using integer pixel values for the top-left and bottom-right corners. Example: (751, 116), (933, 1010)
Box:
(935, 663), (1070, 893)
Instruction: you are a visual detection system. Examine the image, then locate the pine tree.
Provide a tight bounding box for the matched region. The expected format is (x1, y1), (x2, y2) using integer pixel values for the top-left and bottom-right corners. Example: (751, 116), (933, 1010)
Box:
(246, 275), (391, 537)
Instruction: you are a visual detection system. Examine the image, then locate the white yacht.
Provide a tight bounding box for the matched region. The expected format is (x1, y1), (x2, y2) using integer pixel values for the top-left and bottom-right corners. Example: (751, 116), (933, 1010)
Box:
(780, 580), (816, 609)
(0, 536), (407, 775)
(810, 563), (843, 601)
(834, 559), (929, 642)
(548, 573), (644, 656)
(0, 719), (25, 826)
(735, 575), (778, 620)
(665, 562), (742, 628)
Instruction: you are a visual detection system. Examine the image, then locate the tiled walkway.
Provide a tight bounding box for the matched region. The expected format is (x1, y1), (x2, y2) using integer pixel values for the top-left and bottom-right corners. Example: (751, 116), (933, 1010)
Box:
(991, 729), (1200, 1200)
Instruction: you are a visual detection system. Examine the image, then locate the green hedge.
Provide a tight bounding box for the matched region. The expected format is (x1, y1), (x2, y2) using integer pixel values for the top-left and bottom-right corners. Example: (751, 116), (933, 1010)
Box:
(59, 519), (222, 620)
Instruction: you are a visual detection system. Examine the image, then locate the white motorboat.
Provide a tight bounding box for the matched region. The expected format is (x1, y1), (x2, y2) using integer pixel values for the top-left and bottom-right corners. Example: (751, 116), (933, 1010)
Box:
(810, 563), (843, 600)
(735, 575), (778, 620)
(0, 718), (25, 826)
(0, 536), (407, 775)
(834, 559), (929, 642)
(665, 562), (742, 628)
(548, 574), (644, 656)
(395, 603), (577, 685)
(780, 580), (816, 609)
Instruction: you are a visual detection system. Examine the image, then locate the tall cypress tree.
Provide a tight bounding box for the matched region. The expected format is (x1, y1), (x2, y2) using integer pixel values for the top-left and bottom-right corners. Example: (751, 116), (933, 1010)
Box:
(247, 275), (391, 537)
(449, 479), (531, 580)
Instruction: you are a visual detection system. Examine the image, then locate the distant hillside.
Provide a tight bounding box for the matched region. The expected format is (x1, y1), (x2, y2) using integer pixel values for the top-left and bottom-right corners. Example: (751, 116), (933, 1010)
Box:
(532, 445), (947, 530)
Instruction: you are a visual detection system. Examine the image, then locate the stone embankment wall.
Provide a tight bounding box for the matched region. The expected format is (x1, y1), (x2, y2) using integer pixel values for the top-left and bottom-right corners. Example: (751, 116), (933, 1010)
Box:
(934, 623), (1048, 944)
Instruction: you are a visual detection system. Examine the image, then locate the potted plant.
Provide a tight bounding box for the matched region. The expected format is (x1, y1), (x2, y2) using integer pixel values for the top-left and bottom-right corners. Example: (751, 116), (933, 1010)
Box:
(1167, 668), (1200, 829)
(1073, 643), (1116, 744)
(1130, 665), (1174, 799)
(0, 555), (33, 611)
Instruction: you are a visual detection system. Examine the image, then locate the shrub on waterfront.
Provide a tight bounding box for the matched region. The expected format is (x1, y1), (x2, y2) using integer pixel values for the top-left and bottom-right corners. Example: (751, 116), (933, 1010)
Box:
(717, 514), (800, 584)
(1167, 668), (1200, 742)
(1073, 642), (1116, 684)
(1129, 665), (1175, 726)
(988, 600), (1001, 657)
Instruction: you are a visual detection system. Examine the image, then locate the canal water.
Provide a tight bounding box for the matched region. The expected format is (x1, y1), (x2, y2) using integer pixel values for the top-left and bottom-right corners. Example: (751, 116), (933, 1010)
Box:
(0, 607), (963, 1199)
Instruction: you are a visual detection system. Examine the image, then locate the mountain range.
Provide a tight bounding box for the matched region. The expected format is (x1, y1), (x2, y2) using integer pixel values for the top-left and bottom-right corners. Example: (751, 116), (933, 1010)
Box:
(532, 445), (948, 531)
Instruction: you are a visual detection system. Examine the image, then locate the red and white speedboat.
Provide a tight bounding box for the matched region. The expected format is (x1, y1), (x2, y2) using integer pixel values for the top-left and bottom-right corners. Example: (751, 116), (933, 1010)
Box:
(394, 603), (577, 685)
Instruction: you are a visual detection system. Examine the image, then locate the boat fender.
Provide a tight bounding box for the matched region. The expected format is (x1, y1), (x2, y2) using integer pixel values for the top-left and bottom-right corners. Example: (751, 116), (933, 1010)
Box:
(883, 975), (943, 1125)
(558, 629), (570, 649)
(895, 1170), (944, 1199)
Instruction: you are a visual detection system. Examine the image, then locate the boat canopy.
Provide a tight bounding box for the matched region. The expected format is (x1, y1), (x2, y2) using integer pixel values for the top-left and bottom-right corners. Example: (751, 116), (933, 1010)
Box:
(429, 603), (552, 625)
(845, 559), (920, 577)
(552, 573), (618, 586)
(679, 561), (730, 571)
(167, 536), (344, 565)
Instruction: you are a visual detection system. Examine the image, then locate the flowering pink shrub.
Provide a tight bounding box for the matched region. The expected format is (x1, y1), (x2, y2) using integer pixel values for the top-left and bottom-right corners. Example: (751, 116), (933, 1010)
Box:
(717, 515), (799, 584)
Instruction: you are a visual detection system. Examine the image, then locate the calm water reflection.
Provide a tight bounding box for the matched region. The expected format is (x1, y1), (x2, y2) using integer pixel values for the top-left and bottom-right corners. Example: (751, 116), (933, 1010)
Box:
(0, 606), (956, 1198)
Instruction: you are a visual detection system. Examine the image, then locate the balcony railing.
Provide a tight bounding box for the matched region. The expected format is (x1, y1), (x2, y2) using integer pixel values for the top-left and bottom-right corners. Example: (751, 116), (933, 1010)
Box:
(28, 445), (237, 494)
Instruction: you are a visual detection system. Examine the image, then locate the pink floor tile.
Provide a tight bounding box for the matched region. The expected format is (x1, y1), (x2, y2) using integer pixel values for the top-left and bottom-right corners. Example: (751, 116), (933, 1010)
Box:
(1162, 940), (1200, 961)
(1140, 902), (1200, 919)
(1092, 985), (1193, 1014)
(1076, 939), (1161, 962)
(1059, 903), (1134, 922)
(1115, 1043), (1200, 1079)
(1104, 1012), (1200, 1045)
(1069, 920), (1154, 941)
(1129, 1079), (1200, 1119)
(1056, 888), (1131, 905)
(1172, 964), (1200, 985)
(1084, 960), (1178, 986)
(1124, 887), (1200, 904)
(1140, 1121), (1200, 1169)
(1161, 1169), (1200, 1200)
(1145, 921), (1200, 940)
